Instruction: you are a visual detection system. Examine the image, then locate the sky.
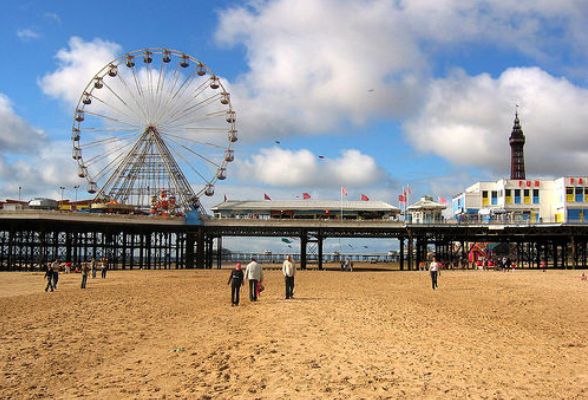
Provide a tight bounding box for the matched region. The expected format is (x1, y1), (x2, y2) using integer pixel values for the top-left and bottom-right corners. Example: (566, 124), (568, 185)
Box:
(1, 0), (588, 252)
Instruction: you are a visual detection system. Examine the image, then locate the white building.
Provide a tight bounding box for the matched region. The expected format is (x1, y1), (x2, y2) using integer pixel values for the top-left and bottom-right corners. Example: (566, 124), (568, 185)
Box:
(451, 176), (588, 223)
(406, 196), (447, 223)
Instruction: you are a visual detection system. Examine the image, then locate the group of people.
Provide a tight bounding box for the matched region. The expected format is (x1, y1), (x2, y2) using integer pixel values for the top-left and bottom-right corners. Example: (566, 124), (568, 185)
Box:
(227, 255), (296, 306)
(44, 258), (108, 291)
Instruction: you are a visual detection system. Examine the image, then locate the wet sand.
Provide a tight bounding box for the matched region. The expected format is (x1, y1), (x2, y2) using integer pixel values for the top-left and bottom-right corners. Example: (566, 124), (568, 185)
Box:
(0, 268), (587, 399)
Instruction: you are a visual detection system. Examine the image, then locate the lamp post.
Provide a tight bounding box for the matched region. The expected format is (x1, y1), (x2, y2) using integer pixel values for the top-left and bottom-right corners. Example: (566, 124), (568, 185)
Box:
(73, 185), (80, 210)
(18, 186), (22, 201)
(59, 186), (66, 201)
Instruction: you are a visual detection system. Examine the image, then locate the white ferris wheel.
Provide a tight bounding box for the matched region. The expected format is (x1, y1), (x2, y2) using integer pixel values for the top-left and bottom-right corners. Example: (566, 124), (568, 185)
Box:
(71, 48), (237, 212)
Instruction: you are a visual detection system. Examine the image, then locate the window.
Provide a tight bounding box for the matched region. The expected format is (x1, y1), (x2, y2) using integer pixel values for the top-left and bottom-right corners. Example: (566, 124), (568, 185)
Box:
(567, 187), (574, 202)
(576, 187), (584, 202)
(491, 191), (498, 205)
(514, 189), (521, 204)
(533, 189), (540, 204)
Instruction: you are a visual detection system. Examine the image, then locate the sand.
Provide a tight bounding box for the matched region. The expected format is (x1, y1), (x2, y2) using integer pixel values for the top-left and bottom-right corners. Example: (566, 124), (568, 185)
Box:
(0, 267), (587, 399)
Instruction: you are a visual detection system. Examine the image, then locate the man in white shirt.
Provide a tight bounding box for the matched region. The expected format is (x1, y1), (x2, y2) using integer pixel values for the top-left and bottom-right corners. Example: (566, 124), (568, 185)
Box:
(244, 258), (263, 301)
(429, 257), (441, 290)
(282, 255), (296, 299)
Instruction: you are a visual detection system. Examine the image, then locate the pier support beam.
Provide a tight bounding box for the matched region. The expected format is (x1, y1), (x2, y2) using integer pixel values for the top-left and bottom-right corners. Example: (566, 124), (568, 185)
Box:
(300, 232), (308, 270)
(399, 236), (404, 271)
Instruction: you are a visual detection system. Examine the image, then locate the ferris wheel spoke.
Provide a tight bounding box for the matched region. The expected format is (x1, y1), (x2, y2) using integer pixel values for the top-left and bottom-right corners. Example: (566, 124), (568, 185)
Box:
(162, 93), (221, 125)
(170, 146), (211, 184)
(116, 72), (150, 122)
(164, 135), (222, 168)
(80, 132), (138, 149)
(160, 109), (227, 131)
(84, 140), (134, 167)
(88, 92), (141, 126)
(156, 71), (205, 124)
(100, 81), (143, 122)
(158, 78), (210, 124)
(156, 68), (182, 124)
(80, 127), (138, 132)
(159, 130), (226, 149)
(84, 110), (139, 127)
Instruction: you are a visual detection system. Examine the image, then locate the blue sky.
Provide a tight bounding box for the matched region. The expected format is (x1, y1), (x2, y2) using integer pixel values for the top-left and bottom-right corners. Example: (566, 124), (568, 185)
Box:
(1, 0), (588, 252)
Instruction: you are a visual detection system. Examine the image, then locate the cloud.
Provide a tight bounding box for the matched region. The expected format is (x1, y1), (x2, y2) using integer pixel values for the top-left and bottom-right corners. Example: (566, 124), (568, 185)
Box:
(215, 0), (588, 141)
(0, 140), (81, 200)
(44, 12), (61, 24)
(235, 147), (392, 188)
(405, 67), (588, 177)
(16, 29), (40, 41)
(216, 0), (426, 140)
(0, 93), (46, 153)
(39, 37), (122, 106)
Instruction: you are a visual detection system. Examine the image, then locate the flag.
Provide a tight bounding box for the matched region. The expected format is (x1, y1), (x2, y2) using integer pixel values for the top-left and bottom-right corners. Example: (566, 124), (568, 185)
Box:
(404, 186), (412, 195)
(360, 194), (369, 201)
(264, 193), (271, 201)
(438, 197), (447, 204)
(398, 194), (406, 203)
(341, 187), (348, 197)
(303, 192), (311, 199)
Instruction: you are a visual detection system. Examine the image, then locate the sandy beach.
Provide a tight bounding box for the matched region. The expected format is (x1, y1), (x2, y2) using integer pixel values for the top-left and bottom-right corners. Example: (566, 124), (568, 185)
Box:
(0, 267), (587, 399)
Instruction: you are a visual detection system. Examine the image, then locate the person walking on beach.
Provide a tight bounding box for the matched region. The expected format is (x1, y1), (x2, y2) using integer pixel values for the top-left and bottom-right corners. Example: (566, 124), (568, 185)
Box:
(227, 262), (244, 306)
(44, 264), (54, 292)
(429, 257), (441, 290)
(90, 258), (97, 279)
(100, 259), (107, 279)
(282, 255), (296, 299)
(244, 258), (263, 301)
(81, 261), (90, 289)
(50, 259), (60, 290)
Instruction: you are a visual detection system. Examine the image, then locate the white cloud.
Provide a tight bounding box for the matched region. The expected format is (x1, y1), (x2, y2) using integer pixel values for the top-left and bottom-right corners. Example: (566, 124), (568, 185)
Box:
(215, 0), (588, 141)
(405, 67), (588, 177)
(216, 0), (426, 140)
(0, 93), (46, 153)
(235, 147), (391, 188)
(39, 37), (122, 106)
(44, 12), (61, 24)
(16, 29), (40, 41)
(0, 140), (81, 201)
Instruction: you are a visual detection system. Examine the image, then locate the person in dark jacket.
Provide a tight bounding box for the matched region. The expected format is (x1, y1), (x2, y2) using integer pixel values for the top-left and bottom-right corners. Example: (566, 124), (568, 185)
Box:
(44, 264), (54, 292)
(227, 262), (245, 306)
(81, 262), (90, 289)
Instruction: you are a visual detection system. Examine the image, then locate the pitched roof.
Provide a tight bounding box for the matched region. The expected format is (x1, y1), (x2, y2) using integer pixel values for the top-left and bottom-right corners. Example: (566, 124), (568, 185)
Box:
(407, 197), (447, 211)
(211, 200), (400, 213)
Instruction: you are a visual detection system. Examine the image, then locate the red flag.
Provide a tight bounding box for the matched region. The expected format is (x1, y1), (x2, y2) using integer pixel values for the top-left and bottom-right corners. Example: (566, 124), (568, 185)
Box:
(438, 197), (447, 204)
(404, 186), (412, 195)
(398, 194), (406, 203)
(302, 192), (311, 199)
(341, 187), (348, 197)
(360, 194), (369, 201)
(264, 193), (271, 201)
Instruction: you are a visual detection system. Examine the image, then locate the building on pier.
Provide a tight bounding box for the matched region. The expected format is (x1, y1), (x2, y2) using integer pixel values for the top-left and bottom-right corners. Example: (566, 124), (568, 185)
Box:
(211, 200), (400, 220)
(451, 176), (588, 223)
(406, 196), (447, 223)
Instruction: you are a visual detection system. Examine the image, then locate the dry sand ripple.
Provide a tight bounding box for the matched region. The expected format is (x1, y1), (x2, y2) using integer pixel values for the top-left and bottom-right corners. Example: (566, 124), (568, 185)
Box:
(0, 268), (587, 399)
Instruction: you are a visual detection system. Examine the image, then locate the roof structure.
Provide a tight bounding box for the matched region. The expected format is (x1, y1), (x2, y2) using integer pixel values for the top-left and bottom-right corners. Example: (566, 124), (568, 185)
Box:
(407, 196), (447, 211)
(212, 200), (400, 213)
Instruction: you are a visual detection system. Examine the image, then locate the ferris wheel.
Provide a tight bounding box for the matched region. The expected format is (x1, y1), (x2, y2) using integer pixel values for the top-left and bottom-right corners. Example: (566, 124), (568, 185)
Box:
(71, 48), (237, 212)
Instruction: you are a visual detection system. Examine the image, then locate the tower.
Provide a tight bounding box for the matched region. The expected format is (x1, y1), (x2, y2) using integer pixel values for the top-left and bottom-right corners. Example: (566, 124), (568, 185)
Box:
(509, 109), (526, 180)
